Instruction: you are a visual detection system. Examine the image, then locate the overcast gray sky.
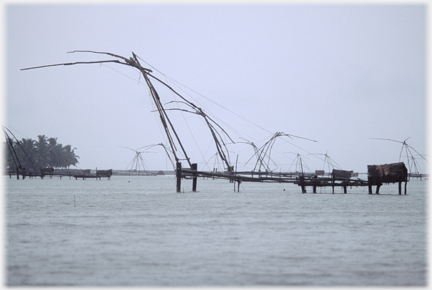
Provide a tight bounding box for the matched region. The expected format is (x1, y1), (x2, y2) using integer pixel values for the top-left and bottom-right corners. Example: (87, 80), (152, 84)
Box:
(4, 3), (428, 174)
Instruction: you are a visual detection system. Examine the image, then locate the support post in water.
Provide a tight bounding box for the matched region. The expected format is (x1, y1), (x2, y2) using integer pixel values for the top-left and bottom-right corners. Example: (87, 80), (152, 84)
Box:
(332, 172), (335, 194)
(191, 163), (197, 192)
(176, 162), (182, 193)
(399, 181), (408, 195)
(300, 175), (306, 193)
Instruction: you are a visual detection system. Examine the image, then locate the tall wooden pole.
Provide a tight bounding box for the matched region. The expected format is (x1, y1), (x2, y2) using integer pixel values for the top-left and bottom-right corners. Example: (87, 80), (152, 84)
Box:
(176, 162), (182, 193)
(192, 163), (197, 192)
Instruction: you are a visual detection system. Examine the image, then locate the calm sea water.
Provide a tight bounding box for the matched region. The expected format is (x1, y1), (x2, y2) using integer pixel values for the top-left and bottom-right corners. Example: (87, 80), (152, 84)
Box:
(5, 174), (427, 286)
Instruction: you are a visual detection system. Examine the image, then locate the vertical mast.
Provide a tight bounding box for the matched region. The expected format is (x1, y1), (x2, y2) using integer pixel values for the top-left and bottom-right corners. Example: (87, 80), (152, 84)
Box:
(131, 53), (192, 168)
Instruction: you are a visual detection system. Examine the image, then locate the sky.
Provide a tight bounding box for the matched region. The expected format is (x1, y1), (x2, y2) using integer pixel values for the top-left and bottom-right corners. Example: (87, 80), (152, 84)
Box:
(3, 2), (428, 174)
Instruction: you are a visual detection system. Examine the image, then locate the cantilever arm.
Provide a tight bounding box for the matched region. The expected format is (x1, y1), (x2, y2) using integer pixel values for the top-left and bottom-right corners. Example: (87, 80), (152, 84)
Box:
(21, 60), (125, 71)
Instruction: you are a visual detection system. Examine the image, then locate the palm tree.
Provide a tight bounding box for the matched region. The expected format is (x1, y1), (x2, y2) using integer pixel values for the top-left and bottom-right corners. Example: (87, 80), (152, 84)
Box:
(4, 134), (80, 170)
(15, 138), (36, 170)
(34, 135), (49, 168)
(47, 137), (63, 168)
(62, 144), (79, 168)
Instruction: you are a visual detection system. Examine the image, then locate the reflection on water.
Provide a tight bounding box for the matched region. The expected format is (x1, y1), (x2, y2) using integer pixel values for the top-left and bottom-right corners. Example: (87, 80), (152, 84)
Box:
(6, 175), (427, 286)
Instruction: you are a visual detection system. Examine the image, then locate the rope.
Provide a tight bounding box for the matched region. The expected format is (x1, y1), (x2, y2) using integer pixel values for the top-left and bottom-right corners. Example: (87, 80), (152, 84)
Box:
(163, 75), (206, 165)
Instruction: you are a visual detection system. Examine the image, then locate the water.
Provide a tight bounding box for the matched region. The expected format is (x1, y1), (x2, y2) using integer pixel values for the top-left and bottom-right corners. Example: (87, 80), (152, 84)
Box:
(5, 175), (427, 286)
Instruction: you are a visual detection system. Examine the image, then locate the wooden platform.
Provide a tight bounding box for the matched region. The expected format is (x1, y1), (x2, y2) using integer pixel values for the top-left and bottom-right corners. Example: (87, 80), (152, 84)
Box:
(294, 176), (369, 193)
(73, 175), (111, 180)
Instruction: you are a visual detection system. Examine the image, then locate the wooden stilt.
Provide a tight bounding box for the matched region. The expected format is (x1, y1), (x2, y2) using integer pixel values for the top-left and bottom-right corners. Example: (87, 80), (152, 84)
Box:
(404, 181), (407, 195)
(191, 163), (197, 192)
(398, 181), (402, 195)
(176, 162), (182, 193)
(332, 173), (335, 194)
(300, 176), (306, 193)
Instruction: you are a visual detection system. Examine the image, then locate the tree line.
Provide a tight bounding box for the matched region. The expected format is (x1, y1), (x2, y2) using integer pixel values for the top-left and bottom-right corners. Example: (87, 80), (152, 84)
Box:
(5, 135), (79, 170)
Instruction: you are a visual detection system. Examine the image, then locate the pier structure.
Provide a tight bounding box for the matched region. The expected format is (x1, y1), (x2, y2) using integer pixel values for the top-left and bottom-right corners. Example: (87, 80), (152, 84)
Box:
(178, 165), (410, 195)
(73, 169), (112, 180)
(6, 167), (55, 180)
(294, 171), (368, 194)
(6, 168), (114, 180)
(178, 167), (361, 193)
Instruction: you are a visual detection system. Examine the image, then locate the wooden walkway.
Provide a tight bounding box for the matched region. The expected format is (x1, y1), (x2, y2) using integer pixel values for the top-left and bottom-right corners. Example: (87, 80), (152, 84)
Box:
(181, 168), (407, 194)
(72, 174), (111, 180)
(6, 169), (113, 180)
(294, 176), (369, 194)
